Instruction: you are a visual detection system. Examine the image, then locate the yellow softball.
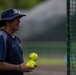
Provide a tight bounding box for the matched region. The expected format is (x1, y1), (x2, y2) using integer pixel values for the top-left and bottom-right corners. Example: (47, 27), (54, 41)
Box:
(29, 53), (38, 61)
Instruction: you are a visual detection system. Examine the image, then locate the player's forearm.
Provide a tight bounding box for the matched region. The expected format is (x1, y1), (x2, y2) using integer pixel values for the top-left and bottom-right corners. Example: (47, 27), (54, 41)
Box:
(0, 62), (19, 71)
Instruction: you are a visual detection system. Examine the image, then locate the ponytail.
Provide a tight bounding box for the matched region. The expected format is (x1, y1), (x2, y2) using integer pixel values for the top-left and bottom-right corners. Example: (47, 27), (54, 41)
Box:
(0, 20), (6, 28)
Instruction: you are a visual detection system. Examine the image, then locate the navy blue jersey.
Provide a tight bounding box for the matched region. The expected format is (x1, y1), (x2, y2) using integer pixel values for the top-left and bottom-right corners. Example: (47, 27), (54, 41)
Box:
(0, 30), (24, 75)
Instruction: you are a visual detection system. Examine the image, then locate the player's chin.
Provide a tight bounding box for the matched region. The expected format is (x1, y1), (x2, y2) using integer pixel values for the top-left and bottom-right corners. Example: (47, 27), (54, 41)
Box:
(16, 26), (20, 30)
(15, 28), (19, 31)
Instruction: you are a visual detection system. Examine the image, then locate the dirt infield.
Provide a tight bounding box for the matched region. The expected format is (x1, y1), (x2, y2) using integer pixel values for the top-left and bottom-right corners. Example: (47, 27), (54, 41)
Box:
(24, 65), (67, 75)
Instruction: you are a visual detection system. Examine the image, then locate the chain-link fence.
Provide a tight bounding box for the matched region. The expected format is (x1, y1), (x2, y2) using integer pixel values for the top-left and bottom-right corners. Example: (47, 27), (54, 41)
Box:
(67, 0), (76, 75)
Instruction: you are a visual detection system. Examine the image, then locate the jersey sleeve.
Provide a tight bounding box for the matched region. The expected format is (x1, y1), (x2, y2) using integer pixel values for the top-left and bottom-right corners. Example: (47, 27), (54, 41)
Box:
(0, 35), (6, 61)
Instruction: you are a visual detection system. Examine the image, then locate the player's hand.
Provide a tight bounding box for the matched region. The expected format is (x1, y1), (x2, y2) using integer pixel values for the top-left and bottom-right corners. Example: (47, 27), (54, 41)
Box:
(19, 62), (34, 72)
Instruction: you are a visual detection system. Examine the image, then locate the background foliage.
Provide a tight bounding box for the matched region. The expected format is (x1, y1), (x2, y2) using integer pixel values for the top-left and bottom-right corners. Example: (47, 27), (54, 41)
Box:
(0, 0), (44, 12)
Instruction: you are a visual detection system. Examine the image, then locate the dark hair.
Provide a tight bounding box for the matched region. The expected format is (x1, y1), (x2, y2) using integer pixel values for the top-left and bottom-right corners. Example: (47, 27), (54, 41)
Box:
(0, 20), (6, 27)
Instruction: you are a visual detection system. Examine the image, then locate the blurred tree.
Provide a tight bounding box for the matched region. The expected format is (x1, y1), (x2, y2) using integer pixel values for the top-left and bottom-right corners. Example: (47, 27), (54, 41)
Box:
(0, 0), (13, 12)
(13, 0), (19, 8)
(0, 0), (44, 12)
(19, 0), (44, 9)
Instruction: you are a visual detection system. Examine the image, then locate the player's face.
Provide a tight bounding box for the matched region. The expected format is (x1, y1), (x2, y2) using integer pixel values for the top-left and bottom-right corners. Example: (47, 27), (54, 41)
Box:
(9, 17), (20, 31)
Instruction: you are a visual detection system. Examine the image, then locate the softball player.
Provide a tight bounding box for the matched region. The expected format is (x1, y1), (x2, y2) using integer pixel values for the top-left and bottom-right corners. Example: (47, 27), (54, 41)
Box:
(0, 8), (34, 75)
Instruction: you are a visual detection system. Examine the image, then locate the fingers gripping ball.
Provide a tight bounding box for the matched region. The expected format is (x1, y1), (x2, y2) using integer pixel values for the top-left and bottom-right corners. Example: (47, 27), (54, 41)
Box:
(29, 53), (38, 61)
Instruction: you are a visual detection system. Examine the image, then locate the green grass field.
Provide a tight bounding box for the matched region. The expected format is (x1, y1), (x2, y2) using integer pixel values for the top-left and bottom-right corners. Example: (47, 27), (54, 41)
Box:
(24, 58), (66, 66)
(23, 41), (67, 66)
(37, 58), (66, 66)
(22, 41), (66, 56)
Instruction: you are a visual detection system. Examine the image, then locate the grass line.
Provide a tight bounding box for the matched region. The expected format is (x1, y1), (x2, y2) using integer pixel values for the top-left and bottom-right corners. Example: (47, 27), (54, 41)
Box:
(24, 58), (66, 66)
(37, 58), (66, 66)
